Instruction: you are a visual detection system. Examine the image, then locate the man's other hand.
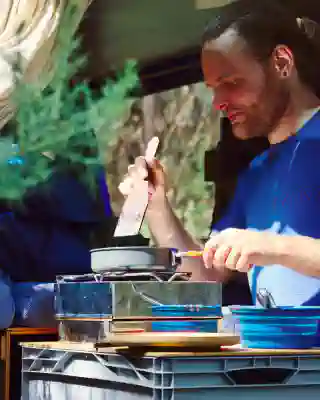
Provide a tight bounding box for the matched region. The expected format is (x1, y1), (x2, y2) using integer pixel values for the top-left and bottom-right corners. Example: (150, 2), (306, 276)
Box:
(203, 228), (284, 272)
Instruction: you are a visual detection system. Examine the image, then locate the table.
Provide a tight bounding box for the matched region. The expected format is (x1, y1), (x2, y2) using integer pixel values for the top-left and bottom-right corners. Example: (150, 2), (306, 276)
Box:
(1, 328), (57, 400)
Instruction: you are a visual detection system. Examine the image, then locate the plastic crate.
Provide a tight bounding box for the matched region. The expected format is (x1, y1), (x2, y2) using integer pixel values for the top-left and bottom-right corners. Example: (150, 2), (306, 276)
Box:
(21, 345), (320, 399)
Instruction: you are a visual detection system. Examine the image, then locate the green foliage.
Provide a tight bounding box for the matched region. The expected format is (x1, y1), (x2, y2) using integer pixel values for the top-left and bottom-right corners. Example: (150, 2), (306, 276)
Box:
(0, 2), (138, 200)
(163, 127), (214, 238)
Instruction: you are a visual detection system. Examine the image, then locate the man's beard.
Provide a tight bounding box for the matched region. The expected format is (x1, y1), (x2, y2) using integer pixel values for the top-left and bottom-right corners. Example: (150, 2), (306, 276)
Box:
(258, 79), (291, 139)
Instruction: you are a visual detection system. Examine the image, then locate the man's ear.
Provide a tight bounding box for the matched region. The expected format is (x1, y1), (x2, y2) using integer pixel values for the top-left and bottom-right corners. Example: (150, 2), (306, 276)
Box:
(272, 45), (295, 79)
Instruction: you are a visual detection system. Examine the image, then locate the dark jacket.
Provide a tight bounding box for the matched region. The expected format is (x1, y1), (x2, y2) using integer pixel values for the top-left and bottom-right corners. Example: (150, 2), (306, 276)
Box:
(0, 169), (113, 282)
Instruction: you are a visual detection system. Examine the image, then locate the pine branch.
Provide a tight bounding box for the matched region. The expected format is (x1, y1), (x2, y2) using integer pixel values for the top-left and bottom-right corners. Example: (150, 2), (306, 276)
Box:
(0, 2), (138, 201)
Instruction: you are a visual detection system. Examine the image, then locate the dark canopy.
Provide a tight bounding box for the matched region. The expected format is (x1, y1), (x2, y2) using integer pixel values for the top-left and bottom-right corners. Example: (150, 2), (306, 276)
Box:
(78, 0), (320, 95)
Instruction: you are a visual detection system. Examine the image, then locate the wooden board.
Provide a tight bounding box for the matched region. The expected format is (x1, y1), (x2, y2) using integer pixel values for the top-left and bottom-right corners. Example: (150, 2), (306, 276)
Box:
(21, 341), (97, 352)
(56, 316), (221, 322)
(95, 332), (240, 348)
(114, 316), (221, 321)
(20, 341), (320, 357)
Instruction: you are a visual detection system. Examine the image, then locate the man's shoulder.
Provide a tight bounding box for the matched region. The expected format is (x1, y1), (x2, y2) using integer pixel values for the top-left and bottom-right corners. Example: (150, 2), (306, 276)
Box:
(237, 138), (320, 191)
(248, 138), (320, 169)
(293, 138), (320, 168)
(296, 137), (320, 151)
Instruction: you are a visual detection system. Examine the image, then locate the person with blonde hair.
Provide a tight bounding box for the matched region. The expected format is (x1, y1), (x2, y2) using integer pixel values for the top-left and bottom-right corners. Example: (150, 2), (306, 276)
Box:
(0, 0), (115, 329)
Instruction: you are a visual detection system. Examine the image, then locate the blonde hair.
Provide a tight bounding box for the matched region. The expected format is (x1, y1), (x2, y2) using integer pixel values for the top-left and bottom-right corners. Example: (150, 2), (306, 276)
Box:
(0, 0), (90, 130)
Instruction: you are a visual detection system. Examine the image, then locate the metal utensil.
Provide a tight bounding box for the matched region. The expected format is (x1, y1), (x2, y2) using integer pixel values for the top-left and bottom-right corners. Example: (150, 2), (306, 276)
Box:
(257, 288), (276, 309)
(113, 137), (160, 237)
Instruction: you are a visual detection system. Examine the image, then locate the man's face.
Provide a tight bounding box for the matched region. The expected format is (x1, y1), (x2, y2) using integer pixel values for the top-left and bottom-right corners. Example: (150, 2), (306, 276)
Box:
(201, 29), (290, 140)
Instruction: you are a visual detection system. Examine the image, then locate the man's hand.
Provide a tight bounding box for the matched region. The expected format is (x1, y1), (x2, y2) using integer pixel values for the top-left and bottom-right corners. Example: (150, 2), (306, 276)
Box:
(118, 140), (167, 206)
(203, 228), (285, 272)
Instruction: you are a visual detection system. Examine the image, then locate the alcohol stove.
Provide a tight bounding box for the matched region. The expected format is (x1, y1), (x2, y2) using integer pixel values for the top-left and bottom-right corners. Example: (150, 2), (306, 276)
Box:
(55, 247), (222, 342)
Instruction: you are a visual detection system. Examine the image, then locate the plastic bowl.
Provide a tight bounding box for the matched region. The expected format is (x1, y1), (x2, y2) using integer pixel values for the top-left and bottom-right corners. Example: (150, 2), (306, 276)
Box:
(151, 305), (222, 333)
(230, 306), (320, 349)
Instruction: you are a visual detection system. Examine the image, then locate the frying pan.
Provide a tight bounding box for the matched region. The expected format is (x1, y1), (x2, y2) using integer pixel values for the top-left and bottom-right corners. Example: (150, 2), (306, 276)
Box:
(90, 246), (179, 273)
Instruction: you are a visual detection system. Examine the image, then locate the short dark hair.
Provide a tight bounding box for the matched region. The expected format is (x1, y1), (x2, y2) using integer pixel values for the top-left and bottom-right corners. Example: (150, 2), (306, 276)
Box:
(202, 0), (320, 95)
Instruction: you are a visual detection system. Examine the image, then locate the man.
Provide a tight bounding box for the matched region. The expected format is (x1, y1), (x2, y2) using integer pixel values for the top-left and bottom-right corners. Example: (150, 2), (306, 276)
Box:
(120, 1), (320, 306)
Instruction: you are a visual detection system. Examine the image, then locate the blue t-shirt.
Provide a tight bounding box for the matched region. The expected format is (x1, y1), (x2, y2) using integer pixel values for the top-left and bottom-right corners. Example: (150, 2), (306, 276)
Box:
(213, 111), (320, 307)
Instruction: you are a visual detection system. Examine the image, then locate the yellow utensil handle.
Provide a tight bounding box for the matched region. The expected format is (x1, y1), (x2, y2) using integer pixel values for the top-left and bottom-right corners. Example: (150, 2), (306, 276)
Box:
(178, 250), (203, 258)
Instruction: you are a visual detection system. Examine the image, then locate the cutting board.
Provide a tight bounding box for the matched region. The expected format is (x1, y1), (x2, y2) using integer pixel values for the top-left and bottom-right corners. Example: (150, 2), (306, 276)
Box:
(96, 332), (240, 349)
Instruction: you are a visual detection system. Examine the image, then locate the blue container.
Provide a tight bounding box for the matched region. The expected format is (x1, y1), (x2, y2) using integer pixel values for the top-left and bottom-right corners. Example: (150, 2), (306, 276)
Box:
(231, 306), (320, 349)
(151, 305), (222, 333)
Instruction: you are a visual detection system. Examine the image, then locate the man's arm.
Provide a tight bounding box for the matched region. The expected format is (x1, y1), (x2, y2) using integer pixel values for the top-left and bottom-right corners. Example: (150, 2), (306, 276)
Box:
(203, 228), (320, 278)
(275, 235), (320, 278)
(120, 157), (246, 282)
(147, 192), (216, 281)
(146, 183), (245, 282)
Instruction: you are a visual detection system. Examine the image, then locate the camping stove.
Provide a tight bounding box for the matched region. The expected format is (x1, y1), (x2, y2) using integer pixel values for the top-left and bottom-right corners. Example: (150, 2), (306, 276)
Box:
(55, 247), (222, 342)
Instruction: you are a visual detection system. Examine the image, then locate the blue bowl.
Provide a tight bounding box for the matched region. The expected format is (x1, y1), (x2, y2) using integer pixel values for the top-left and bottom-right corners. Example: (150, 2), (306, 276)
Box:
(231, 306), (320, 349)
(151, 305), (221, 333)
